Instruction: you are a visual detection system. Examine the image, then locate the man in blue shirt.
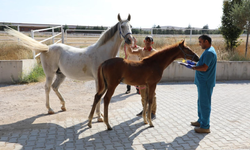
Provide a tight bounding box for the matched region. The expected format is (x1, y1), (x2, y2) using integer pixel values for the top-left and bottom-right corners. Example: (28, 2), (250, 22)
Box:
(190, 35), (217, 133)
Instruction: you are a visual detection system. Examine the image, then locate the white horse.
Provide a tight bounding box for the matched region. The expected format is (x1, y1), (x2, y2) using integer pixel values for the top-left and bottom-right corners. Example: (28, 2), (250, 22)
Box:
(5, 14), (134, 122)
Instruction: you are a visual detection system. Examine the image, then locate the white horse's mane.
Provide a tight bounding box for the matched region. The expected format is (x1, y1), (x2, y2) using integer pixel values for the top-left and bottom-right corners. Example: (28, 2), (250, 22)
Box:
(96, 22), (119, 46)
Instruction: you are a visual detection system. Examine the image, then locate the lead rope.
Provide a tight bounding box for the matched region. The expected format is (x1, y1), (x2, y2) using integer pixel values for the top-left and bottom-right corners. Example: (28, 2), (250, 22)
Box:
(179, 45), (195, 62)
(119, 23), (132, 39)
(124, 44), (127, 59)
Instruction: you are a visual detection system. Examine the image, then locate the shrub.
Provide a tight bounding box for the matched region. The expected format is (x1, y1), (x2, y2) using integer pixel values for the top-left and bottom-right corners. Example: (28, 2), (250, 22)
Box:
(16, 64), (45, 84)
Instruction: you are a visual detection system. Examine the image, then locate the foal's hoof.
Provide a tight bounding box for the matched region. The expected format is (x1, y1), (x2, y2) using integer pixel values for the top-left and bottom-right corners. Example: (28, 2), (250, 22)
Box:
(61, 106), (66, 111)
(88, 123), (92, 128)
(107, 127), (113, 130)
(149, 124), (154, 127)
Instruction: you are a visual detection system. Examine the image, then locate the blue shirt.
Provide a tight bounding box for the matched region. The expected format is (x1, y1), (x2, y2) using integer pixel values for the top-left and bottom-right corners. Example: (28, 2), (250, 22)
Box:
(194, 46), (217, 87)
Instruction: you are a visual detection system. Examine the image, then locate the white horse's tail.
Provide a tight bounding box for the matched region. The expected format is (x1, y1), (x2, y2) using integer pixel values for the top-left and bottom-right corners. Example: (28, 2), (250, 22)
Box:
(5, 27), (49, 53)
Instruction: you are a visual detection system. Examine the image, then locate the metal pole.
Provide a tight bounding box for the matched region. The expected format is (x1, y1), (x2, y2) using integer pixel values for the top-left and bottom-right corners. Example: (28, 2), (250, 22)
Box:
(52, 27), (54, 44)
(31, 30), (35, 59)
(190, 28), (192, 44)
(65, 29), (68, 43)
(245, 21), (249, 57)
(17, 25), (20, 43)
(61, 25), (64, 43)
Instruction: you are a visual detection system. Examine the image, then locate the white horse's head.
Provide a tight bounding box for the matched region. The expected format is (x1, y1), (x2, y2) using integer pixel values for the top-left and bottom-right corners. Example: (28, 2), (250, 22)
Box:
(118, 14), (134, 45)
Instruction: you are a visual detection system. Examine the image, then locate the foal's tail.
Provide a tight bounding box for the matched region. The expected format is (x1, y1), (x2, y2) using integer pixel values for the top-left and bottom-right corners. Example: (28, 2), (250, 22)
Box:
(5, 27), (49, 53)
(97, 64), (107, 95)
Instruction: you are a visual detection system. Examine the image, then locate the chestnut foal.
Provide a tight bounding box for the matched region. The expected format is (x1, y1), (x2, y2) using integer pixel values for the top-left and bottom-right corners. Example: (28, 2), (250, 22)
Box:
(88, 41), (199, 130)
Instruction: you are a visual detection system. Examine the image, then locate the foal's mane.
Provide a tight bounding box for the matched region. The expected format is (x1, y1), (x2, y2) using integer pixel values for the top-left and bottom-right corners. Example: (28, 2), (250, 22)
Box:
(96, 22), (119, 46)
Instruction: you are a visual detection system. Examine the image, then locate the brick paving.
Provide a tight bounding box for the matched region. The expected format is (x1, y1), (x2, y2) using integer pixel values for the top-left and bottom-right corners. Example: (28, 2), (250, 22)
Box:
(0, 80), (250, 150)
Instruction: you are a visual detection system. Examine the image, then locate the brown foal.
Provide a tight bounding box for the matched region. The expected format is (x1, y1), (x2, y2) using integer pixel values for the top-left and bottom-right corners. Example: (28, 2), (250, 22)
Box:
(88, 40), (200, 130)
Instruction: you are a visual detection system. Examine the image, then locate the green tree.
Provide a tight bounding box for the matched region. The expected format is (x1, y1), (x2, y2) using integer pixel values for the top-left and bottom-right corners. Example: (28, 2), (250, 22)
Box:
(63, 24), (69, 32)
(230, 0), (250, 57)
(202, 24), (209, 34)
(220, 0), (243, 52)
(184, 25), (191, 35)
(0, 23), (17, 31)
(153, 25), (161, 34)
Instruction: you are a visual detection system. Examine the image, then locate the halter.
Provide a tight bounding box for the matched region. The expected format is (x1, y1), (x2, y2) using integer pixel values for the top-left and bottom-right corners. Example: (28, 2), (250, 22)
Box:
(118, 22), (132, 39)
(178, 45), (195, 61)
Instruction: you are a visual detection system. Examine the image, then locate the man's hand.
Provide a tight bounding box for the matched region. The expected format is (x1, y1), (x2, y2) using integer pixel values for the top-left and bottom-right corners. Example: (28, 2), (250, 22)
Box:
(133, 37), (137, 45)
(128, 37), (137, 49)
(186, 60), (196, 65)
(184, 64), (193, 69)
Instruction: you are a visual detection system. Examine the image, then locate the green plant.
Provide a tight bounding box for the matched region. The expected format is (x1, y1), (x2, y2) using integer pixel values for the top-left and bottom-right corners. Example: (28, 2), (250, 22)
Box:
(227, 51), (250, 61)
(230, 0), (250, 57)
(220, 0), (243, 51)
(17, 64), (45, 84)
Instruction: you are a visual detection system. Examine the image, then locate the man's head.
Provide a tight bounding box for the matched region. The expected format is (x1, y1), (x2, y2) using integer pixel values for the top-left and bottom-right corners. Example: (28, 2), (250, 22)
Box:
(198, 34), (212, 49)
(144, 35), (154, 47)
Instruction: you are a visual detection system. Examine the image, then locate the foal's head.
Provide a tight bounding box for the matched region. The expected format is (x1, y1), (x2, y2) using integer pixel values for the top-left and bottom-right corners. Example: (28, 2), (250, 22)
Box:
(117, 14), (133, 45)
(178, 41), (200, 62)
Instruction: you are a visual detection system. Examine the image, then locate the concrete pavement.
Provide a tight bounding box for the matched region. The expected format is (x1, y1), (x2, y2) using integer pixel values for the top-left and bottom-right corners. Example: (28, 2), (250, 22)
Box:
(0, 80), (250, 150)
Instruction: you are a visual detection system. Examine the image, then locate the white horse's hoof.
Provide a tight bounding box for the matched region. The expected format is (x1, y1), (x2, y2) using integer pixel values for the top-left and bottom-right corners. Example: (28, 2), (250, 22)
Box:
(48, 110), (55, 114)
(61, 106), (66, 111)
(97, 117), (104, 122)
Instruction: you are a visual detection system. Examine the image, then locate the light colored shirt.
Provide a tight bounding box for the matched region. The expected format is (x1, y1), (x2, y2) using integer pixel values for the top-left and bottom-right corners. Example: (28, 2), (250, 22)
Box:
(127, 55), (139, 61)
(127, 45), (157, 60)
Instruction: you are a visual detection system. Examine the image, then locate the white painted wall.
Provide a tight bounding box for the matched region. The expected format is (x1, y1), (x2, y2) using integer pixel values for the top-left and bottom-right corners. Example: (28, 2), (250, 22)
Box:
(0, 59), (37, 84)
(160, 61), (250, 82)
(0, 60), (249, 84)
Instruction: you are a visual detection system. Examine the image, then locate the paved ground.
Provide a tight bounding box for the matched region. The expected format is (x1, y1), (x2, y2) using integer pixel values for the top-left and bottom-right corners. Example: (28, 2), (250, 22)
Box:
(0, 80), (250, 150)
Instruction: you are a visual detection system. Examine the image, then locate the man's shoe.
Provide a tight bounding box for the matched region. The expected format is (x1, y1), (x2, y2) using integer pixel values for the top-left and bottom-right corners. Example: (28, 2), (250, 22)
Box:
(125, 90), (130, 94)
(194, 127), (210, 133)
(151, 113), (156, 120)
(136, 110), (143, 116)
(191, 121), (200, 127)
(136, 90), (140, 94)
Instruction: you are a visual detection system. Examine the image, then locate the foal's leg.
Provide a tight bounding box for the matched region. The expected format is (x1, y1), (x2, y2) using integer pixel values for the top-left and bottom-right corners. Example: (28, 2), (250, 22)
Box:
(94, 80), (103, 122)
(45, 73), (56, 114)
(88, 92), (105, 128)
(52, 72), (66, 111)
(103, 86), (117, 130)
(147, 84), (157, 127)
(142, 86), (148, 124)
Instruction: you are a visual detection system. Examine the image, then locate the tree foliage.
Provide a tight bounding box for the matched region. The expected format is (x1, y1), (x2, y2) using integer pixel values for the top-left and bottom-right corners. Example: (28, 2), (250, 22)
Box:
(230, 0), (250, 56)
(220, 0), (243, 52)
(0, 23), (17, 31)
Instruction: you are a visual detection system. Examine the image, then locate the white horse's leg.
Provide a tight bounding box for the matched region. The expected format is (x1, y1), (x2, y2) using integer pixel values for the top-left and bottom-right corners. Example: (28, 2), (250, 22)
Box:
(52, 72), (66, 111)
(45, 75), (55, 114)
(95, 80), (104, 122)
